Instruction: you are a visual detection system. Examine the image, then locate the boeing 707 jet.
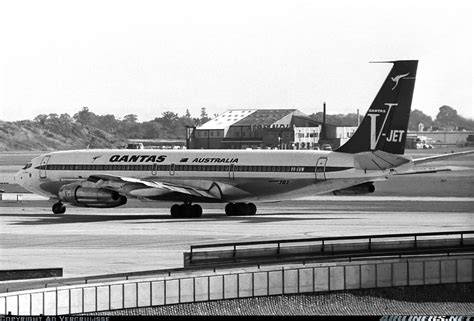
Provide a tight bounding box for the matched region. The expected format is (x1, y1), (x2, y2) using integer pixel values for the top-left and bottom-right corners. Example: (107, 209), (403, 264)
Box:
(15, 60), (474, 217)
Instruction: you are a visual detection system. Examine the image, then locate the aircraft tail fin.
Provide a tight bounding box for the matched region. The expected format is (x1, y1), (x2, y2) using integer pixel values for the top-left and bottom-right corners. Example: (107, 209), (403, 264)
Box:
(336, 60), (418, 155)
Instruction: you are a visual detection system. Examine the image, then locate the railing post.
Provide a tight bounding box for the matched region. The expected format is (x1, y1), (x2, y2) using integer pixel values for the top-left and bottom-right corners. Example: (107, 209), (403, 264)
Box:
(282, 267), (285, 294)
(150, 281), (153, 307)
(69, 288), (72, 315)
(122, 284), (125, 309)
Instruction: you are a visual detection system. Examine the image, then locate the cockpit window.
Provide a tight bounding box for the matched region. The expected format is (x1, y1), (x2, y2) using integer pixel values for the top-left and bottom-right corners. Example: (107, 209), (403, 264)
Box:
(22, 163), (32, 170)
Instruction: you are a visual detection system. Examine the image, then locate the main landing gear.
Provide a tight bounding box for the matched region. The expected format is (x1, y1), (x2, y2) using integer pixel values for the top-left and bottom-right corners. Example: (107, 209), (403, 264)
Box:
(169, 202), (257, 218)
(52, 202), (66, 214)
(225, 202), (257, 216)
(170, 203), (203, 218)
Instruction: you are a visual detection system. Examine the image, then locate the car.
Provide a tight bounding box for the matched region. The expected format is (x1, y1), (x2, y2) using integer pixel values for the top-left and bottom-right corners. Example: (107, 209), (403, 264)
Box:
(321, 144), (332, 151)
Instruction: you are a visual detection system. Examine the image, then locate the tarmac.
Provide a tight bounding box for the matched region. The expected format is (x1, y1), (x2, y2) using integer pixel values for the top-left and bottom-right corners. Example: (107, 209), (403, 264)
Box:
(0, 197), (473, 278)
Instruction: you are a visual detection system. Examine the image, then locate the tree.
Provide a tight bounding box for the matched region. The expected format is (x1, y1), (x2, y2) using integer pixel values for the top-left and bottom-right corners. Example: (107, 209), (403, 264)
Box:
(59, 113), (72, 123)
(408, 109), (433, 131)
(34, 114), (48, 126)
(435, 105), (474, 130)
(123, 114), (138, 124)
(159, 111), (179, 126)
(73, 107), (96, 126)
(98, 114), (118, 133)
(200, 107), (210, 122)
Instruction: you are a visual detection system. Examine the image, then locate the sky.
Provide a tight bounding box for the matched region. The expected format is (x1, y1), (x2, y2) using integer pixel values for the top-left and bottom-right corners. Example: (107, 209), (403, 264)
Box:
(0, 0), (472, 123)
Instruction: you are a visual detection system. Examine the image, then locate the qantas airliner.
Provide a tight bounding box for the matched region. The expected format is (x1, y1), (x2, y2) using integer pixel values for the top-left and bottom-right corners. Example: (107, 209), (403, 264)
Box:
(15, 60), (474, 217)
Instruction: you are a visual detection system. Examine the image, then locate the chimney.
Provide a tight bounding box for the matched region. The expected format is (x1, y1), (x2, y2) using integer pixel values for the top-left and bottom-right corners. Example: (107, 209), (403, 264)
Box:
(320, 102), (327, 140)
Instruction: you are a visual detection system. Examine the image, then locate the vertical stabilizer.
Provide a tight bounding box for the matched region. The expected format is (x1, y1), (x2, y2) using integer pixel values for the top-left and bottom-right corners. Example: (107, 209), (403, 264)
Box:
(336, 60), (418, 155)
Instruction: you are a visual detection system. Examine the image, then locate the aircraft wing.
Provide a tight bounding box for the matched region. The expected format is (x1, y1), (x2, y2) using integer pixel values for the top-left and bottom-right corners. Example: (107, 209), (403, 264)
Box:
(411, 150), (474, 165)
(86, 174), (222, 200)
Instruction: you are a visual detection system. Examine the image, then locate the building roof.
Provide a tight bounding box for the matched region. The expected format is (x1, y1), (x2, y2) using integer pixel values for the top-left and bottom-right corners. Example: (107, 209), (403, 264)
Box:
(198, 109), (256, 130)
(197, 109), (319, 130)
(234, 109), (297, 126)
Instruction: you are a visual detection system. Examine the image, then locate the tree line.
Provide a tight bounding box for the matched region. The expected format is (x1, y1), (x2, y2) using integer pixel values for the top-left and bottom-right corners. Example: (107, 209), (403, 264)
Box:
(32, 107), (212, 140)
(30, 105), (473, 141)
(310, 105), (473, 131)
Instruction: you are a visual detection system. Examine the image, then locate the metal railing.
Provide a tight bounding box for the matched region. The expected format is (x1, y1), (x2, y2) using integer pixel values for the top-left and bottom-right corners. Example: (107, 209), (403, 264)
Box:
(188, 230), (474, 264)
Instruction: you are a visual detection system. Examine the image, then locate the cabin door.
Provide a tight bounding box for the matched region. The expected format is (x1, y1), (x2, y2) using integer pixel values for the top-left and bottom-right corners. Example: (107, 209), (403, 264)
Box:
(228, 164), (235, 180)
(169, 163), (175, 176)
(39, 155), (50, 179)
(315, 157), (327, 181)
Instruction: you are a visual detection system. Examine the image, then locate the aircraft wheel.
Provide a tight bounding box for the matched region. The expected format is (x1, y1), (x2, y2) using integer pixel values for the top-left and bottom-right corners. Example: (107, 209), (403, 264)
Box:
(192, 204), (203, 218)
(170, 204), (180, 217)
(52, 202), (66, 214)
(225, 203), (235, 216)
(247, 203), (257, 215)
(181, 204), (194, 218)
(171, 203), (203, 218)
(236, 203), (249, 215)
(226, 202), (256, 216)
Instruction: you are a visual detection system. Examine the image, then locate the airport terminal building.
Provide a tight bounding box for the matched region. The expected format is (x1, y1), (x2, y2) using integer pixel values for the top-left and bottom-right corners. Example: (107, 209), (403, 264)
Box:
(187, 109), (357, 150)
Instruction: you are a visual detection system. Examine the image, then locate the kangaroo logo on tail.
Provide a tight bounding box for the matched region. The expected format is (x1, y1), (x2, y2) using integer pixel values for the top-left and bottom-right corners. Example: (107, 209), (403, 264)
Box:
(391, 73), (410, 90)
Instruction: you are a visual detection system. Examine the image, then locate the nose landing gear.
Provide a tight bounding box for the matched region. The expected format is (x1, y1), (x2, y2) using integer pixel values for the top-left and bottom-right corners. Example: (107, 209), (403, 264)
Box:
(170, 203), (203, 218)
(225, 202), (257, 216)
(52, 202), (66, 214)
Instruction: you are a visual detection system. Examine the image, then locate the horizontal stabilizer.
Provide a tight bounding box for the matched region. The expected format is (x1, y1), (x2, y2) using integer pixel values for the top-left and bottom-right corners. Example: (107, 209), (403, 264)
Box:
(412, 150), (474, 165)
(354, 150), (410, 170)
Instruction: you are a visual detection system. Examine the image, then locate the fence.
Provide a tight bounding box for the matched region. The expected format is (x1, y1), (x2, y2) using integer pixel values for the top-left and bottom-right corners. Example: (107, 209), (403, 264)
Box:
(1, 256), (472, 315)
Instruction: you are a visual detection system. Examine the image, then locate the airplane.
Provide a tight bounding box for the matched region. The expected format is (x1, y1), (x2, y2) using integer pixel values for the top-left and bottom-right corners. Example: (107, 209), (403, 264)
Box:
(14, 60), (474, 218)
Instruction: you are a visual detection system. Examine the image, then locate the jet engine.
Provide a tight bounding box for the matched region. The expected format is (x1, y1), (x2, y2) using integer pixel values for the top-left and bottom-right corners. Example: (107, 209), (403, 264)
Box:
(58, 183), (127, 208)
(332, 182), (375, 196)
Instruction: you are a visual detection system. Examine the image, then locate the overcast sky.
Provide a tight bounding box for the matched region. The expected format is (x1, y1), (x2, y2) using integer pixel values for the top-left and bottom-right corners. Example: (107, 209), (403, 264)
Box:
(0, 0), (472, 123)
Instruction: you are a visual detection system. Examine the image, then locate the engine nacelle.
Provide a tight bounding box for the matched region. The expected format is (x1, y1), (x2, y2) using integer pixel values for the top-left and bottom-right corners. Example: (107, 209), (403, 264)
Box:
(58, 184), (127, 208)
(333, 182), (376, 196)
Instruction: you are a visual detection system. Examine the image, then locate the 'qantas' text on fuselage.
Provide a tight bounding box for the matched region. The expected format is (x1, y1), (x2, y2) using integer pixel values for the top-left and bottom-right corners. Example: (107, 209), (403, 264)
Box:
(109, 155), (167, 163)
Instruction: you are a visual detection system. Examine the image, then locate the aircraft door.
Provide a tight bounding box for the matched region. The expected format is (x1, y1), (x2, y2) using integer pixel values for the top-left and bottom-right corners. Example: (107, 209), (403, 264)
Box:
(169, 163), (175, 176)
(152, 163), (157, 175)
(39, 155), (50, 179)
(315, 157), (327, 181)
(228, 164), (235, 180)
